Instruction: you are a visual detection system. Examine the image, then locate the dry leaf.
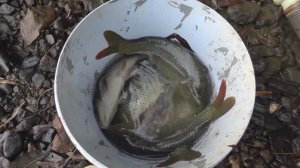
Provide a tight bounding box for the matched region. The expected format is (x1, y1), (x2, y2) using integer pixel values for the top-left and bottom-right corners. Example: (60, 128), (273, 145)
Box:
(9, 149), (43, 168)
(66, 152), (86, 161)
(229, 154), (240, 168)
(84, 165), (97, 168)
(0, 77), (17, 85)
(0, 101), (25, 129)
(20, 5), (56, 45)
(51, 115), (75, 153)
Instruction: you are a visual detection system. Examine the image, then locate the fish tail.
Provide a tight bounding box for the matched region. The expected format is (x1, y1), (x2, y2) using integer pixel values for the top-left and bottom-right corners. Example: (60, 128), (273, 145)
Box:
(211, 80), (226, 108)
(96, 31), (126, 59)
(212, 97), (235, 119)
(156, 146), (201, 167)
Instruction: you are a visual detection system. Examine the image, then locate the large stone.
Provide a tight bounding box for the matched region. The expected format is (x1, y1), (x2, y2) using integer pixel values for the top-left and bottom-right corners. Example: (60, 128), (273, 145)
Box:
(2, 133), (24, 159)
(227, 1), (260, 24)
(39, 55), (57, 72)
(0, 4), (15, 14)
(32, 73), (45, 88)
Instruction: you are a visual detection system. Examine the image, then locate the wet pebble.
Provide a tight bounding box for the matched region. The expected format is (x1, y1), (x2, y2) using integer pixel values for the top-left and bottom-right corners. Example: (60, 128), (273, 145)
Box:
(0, 0), (7, 3)
(26, 96), (37, 105)
(45, 34), (55, 45)
(269, 103), (279, 113)
(0, 83), (12, 96)
(16, 109), (32, 122)
(2, 133), (24, 160)
(281, 97), (292, 109)
(226, 1), (260, 24)
(21, 56), (40, 69)
(264, 57), (281, 76)
(19, 68), (34, 81)
(12, 86), (19, 93)
(3, 15), (17, 29)
(0, 4), (15, 14)
(256, 4), (280, 27)
(282, 67), (300, 84)
(39, 96), (49, 106)
(32, 73), (45, 89)
(43, 80), (51, 88)
(25, 0), (35, 6)
(39, 55), (57, 72)
(252, 45), (280, 57)
(0, 22), (11, 41)
(41, 128), (56, 144)
(16, 116), (41, 132)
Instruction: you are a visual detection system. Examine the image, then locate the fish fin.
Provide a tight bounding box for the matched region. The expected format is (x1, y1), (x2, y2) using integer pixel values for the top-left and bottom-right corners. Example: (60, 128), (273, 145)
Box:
(96, 31), (126, 59)
(213, 97), (236, 119)
(211, 80), (226, 108)
(156, 146), (201, 167)
(166, 33), (194, 52)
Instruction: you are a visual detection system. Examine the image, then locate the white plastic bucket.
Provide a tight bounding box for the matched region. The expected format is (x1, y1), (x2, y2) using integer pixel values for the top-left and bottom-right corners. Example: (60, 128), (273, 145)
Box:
(54, 0), (255, 167)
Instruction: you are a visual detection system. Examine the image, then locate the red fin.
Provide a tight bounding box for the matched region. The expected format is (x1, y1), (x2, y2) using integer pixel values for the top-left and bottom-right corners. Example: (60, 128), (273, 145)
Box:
(95, 47), (116, 59)
(166, 33), (194, 52)
(211, 80), (226, 108)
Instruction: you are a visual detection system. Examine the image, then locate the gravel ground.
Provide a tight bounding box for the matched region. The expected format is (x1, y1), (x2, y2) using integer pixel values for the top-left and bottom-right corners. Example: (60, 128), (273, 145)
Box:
(0, 0), (299, 167)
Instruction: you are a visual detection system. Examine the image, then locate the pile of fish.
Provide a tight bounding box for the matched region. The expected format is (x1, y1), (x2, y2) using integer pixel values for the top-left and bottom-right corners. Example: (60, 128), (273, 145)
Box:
(94, 30), (235, 167)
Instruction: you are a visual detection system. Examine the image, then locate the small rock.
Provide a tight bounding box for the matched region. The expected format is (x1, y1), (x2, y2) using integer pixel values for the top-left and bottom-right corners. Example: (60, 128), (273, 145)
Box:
(39, 55), (57, 72)
(264, 57), (281, 76)
(269, 103), (280, 113)
(256, 4), (280, 27)
(0, 22), (11, 41)
(32, 73), (45, 88)
(45, 34), (55, 45)
(283, 67), (300, 84)
(0, 105), (6, 117)
(25, 0), (35, 6)
(39, 39), (49, 52)
(260, 149), (273, 163)
(26, 105), (38, 113)
(38, 142), (47, 150)
(48, 47), (58, 57)
(3, 133), (24, 159)
(253, 59), (266, 74)
(252, 45), (281, 57)
(13, 86), (19, 93)
(53, 18), (69, 31)
(43, 80), (51, 88)
(281, 97), (291, 109)
(277, 111), (293, 123)
(16, 109), (32, 122)
(39, 97), (49, 105)
(9, 0), (20, 8)
(227, 1), (260, 24)
(19, 68), (34, 81)
(3, 15), (17, 28)
(0, 83), (12, 96)
(16, 116), (41, 132)
(41, 128), (56, 144)
(0, 0), (8, 3)
(21, 56), (40, 69)
(0, 4), (15, 14)
(26, 96), (37, 105)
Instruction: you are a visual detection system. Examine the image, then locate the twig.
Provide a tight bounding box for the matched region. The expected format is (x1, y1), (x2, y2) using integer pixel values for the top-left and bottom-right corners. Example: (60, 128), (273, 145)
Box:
(37, 88), (53, 109)
(0, 101), (25, 129)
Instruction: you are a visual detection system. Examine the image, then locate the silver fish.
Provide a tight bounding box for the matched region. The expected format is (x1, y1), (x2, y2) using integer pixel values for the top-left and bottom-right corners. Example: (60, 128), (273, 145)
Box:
(96, 55), (142, 129)
(96, 31), (212, 108)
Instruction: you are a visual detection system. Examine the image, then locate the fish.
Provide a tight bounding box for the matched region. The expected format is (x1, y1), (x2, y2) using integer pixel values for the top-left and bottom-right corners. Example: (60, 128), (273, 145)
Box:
(96, 30), (212, 109)
(119, 80), (235, 167)
(114, 59), (176, 140)
(95, 55), (144, 129)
